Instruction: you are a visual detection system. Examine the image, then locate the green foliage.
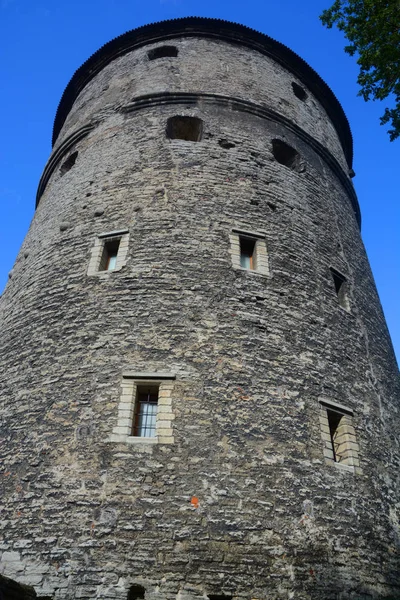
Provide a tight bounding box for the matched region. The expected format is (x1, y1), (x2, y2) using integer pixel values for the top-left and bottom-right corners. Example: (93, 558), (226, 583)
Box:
(320, 0), (400, 140)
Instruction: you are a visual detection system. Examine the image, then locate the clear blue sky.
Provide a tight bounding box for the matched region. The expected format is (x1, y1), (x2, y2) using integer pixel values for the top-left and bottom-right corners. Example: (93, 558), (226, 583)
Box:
(0, 0), (399, 362)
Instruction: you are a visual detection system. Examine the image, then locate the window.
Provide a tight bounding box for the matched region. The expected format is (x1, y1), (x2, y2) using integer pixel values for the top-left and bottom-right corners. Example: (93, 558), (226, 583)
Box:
(319, 400), (360, 471)
(132, 385), (159, 438)
(240, 237), (256, 270)
(330, 267), (350, 311)
(110, 373), (176, 445)
(99, 238), (120, 271)
(148, 45), (178, 60)
(60, 151), (78, 176)
(87, 229), (129, 276)
(291, 81), (308, 101)
(271, 139), (302, 172)
(229, 229), (269, 275)
(166, 116), (203, 142)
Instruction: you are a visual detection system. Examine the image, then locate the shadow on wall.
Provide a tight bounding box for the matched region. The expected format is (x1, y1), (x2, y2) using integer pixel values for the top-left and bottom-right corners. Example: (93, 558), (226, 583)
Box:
(0, 574), (38, 599)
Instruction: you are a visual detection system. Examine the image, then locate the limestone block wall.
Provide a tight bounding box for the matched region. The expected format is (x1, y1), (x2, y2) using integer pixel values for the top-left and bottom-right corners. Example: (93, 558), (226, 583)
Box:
(0, 17), (399, 600)
(55, 37), (348, 173)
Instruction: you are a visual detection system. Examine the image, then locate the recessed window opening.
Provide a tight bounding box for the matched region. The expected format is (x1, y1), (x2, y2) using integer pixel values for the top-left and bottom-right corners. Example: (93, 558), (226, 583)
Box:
(292, 81), (308, 101)
(330, 268), (349, 310)
(240, 237), (256, 270)
(100, 238), (120, 271)
(133, 385), (159, 438)
(60, 151), (78, 176)
(128, 585), (146, 600)
(327, 409), (347, 463)
(166, 116), (203, 142)
(208, 595), (233, 600)
(148, 45), (178, 60)
(272, 139), (301, 172)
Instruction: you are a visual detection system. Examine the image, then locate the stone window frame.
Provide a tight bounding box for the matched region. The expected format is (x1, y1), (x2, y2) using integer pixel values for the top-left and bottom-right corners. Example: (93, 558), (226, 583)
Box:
(109, 372), (176, 445)
(319, 398), (361, 473)
(229, 228), (269, 276)
(87, 229), (129, 276)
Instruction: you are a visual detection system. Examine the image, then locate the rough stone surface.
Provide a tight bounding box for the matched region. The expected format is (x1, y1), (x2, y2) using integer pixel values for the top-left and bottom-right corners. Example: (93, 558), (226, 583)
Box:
(0, 17), (399, 600)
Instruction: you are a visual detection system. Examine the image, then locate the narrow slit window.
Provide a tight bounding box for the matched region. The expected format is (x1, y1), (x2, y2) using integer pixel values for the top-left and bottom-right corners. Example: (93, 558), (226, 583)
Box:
(240, 237), (256, 270)
(330, 268), (350, 310)
(148, 46), (178, 60)
(327, 409), (344, 462)
(133, 385), (159, 438)
(166, 116), (203, 142)
(100, 239), (120, 271)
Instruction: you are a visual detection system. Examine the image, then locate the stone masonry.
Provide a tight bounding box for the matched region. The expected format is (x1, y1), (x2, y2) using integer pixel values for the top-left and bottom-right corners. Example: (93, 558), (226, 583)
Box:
(0, 17), (399, 600)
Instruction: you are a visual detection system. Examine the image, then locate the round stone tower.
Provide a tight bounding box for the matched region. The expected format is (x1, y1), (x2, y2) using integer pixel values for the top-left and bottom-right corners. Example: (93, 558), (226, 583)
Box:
(1, 17), (399, 600)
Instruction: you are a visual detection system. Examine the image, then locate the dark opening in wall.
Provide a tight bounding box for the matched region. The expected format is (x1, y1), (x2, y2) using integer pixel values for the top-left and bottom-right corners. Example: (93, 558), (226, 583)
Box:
(327, 409), (343, 462)
(208, 595), (233, 600)
(99, 238), (121, 271)
(271, 139), (301, 172)
(128, 585), (146, 600)
(219, 139), (235, 149)
(330, 267), (350, 310)
(292, 81), (308, 101)
(166, 116), (203, 142)
(60, 151), (78, 176)
(240, 236), (256, 270)
(148, 45), (178, 60)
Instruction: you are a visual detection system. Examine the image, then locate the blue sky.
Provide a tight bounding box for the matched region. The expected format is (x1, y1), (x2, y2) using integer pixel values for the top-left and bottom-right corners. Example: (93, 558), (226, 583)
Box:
(0, 0), (399, 362)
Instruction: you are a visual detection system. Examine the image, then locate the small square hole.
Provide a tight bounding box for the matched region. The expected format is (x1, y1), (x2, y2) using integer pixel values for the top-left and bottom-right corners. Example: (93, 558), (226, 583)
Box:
(166, 116), (203, 141)
(148, 45), (178, 60)
(272, 139), (302, 172)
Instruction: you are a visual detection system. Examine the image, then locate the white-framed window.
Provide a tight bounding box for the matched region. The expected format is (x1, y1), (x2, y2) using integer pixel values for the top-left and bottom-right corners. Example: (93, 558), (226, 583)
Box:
(319, 399), (361, 472)
(87, 229), (129, 276)
(109, 372), (176, 445)
(229, 228), (269, 275)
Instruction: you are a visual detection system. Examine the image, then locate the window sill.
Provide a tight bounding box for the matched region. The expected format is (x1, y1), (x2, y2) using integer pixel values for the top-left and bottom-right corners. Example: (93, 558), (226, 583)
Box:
(236, 267), (270, 277)
(325, 459), (355, 473)
(126, 436), (158, 445)
(108, 433), (157, 444)
(89, 267), (123, 277)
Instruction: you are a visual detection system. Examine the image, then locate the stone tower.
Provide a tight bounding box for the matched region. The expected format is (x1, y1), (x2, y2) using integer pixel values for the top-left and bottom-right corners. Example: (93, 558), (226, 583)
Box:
(1, 17), (399, 600)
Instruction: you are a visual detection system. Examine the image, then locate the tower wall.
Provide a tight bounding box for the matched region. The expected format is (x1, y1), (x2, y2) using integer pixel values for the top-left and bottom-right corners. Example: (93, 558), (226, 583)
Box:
(1, 18), (399, 600)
